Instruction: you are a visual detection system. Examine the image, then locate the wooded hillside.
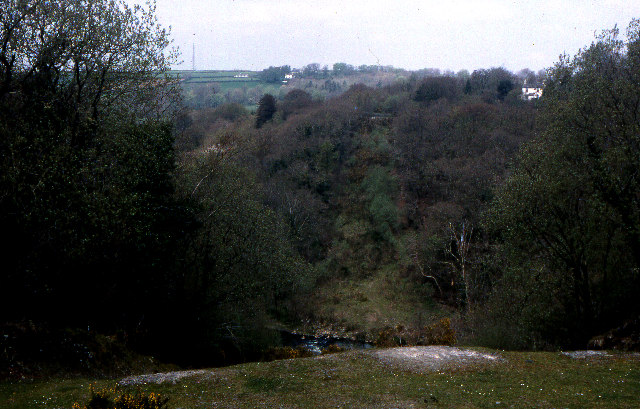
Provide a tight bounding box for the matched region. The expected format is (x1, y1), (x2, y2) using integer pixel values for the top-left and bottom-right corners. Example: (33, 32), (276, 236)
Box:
(2, 1), (639, 374)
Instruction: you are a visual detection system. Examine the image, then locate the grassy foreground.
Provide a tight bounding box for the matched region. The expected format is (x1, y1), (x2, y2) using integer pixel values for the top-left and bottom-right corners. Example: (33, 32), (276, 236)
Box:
(1, 348), (639, 408)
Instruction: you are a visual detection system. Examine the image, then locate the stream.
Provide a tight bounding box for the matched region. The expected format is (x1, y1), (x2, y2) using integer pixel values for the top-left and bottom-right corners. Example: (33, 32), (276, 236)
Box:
(280, 331), (373, 354)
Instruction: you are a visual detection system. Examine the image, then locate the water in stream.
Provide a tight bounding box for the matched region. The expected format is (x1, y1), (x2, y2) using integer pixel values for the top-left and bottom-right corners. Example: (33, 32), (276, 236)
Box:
(280, 331), (373, 354)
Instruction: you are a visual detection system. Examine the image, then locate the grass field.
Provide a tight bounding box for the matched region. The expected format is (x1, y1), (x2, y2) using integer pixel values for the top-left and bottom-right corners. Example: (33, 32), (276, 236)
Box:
(2, 348), (639, 408)
(172, 70), (264, 87)
(171, 70), (258, 79)
(173, 70), (284, 103)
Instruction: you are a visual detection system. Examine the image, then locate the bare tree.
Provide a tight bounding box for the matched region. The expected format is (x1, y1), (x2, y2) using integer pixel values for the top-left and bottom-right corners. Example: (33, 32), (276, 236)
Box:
(446, 221), (473, 311)
(407, 230), (443, 297)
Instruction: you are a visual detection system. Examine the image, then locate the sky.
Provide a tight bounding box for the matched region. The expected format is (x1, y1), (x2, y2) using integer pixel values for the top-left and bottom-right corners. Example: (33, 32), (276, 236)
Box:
(127, 0), (640, 72)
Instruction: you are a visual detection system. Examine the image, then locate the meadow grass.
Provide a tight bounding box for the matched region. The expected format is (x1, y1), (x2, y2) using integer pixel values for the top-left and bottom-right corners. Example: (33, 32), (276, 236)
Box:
(2, 348), (638, 408)
(310, 265), (446, 336)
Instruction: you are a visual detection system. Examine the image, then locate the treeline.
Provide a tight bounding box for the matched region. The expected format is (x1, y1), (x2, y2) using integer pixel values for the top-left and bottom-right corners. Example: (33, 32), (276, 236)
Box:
(184, 61), (545, 112)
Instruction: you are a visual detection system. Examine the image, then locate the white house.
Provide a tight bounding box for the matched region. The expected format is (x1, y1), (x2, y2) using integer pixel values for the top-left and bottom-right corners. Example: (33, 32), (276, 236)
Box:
(522, 80), (543, 100)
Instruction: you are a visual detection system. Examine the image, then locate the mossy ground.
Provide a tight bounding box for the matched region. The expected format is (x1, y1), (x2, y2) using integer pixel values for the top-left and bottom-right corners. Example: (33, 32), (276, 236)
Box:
(2, 348), (639, 408)
(307, 266), (449, 338)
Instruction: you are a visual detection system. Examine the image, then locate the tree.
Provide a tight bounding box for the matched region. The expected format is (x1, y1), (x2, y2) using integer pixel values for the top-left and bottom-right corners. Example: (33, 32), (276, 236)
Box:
(302, 63), (321, 78)
(516, 68), (538, 85)
(445, 221), (474, 311)
(333, 62), (355, 76)
(496, 79), (513, 100)
(487, 19), (640, 347)
(175, 146), (312, 365)
(468, 67), (515, 101)
(414, 76), (461, 103)
(258, 65), (290, 83)
(0, 0), (182, 328)
(280, 89), (313, 120)
(255, 93), (276, 128)
(0, 0), (179, 129)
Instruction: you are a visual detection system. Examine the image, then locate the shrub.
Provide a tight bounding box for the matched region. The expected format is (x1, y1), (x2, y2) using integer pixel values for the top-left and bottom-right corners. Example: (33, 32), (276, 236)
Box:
(422, 318), (457, 346)
(374, 325), (408, 347)
(262, 346), (314, 361)
(373, 319), (457, 348)
(321, 344), (346, 354)
(73, 385), (169, 409)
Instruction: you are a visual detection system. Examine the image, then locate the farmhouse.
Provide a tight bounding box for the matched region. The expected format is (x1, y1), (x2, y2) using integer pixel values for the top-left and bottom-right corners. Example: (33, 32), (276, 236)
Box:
(522, 80), (543, 100)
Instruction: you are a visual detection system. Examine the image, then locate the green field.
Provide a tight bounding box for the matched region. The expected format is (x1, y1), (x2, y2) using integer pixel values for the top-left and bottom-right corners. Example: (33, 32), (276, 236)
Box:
(172, 70), (284, 100)
(2, 348), (639, 408)
(171, 70), (257, 79)
(172, 70), (263, 86)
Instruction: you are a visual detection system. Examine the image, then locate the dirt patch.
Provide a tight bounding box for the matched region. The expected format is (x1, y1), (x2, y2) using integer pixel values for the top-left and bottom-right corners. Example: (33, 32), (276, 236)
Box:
(373, 346), (504, 373)
(560, 350), (612, 359)
(119, 369), (215, 385)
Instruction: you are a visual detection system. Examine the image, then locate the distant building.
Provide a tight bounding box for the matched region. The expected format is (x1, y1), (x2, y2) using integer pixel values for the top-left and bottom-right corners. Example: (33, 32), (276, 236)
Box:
(234, 73), (249, 78)
(522, 80), (543, 100)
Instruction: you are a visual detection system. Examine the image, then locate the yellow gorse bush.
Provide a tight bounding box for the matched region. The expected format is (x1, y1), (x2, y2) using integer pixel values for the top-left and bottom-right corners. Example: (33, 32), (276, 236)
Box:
(73, 384), (169, 409)
(425, 317), (457, 346)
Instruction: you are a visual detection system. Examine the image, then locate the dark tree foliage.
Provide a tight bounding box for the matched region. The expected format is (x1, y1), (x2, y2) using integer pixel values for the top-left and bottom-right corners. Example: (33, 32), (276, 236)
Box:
(468, 67), (516, 102)
(255, 93), (277, 128)
(333, 62), (356, 76)
(0, 2), (311, 367)
(0, 0), (183, 332)
(485, 20), (640, 348)
(301, 63), (322, 78)
(414, 76), (461, 103)
(496, 79), (514, 100)
(210, 102), (249, 122)
(246, 89), (375, 263)
(322, 79), (343, 94)
(280, 89), (313, 120)
(392, 95), (535, 304)
(162, 151), (311, 365)
(516, 68), (545, 87)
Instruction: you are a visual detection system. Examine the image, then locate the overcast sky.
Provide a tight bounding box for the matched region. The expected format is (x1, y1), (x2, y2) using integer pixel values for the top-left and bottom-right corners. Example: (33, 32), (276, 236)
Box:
(129, 0), (640, 72)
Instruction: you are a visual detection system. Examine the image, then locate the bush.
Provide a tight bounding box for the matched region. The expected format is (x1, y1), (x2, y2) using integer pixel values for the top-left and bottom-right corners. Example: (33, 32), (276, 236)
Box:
(374, 326), (408, 347)
(321, 344), (346, 354)
(73, 385), (169, 409)
(262, 346), (314, 361)
(374, 319), (457, 347)
(422, 318), (457, 346)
